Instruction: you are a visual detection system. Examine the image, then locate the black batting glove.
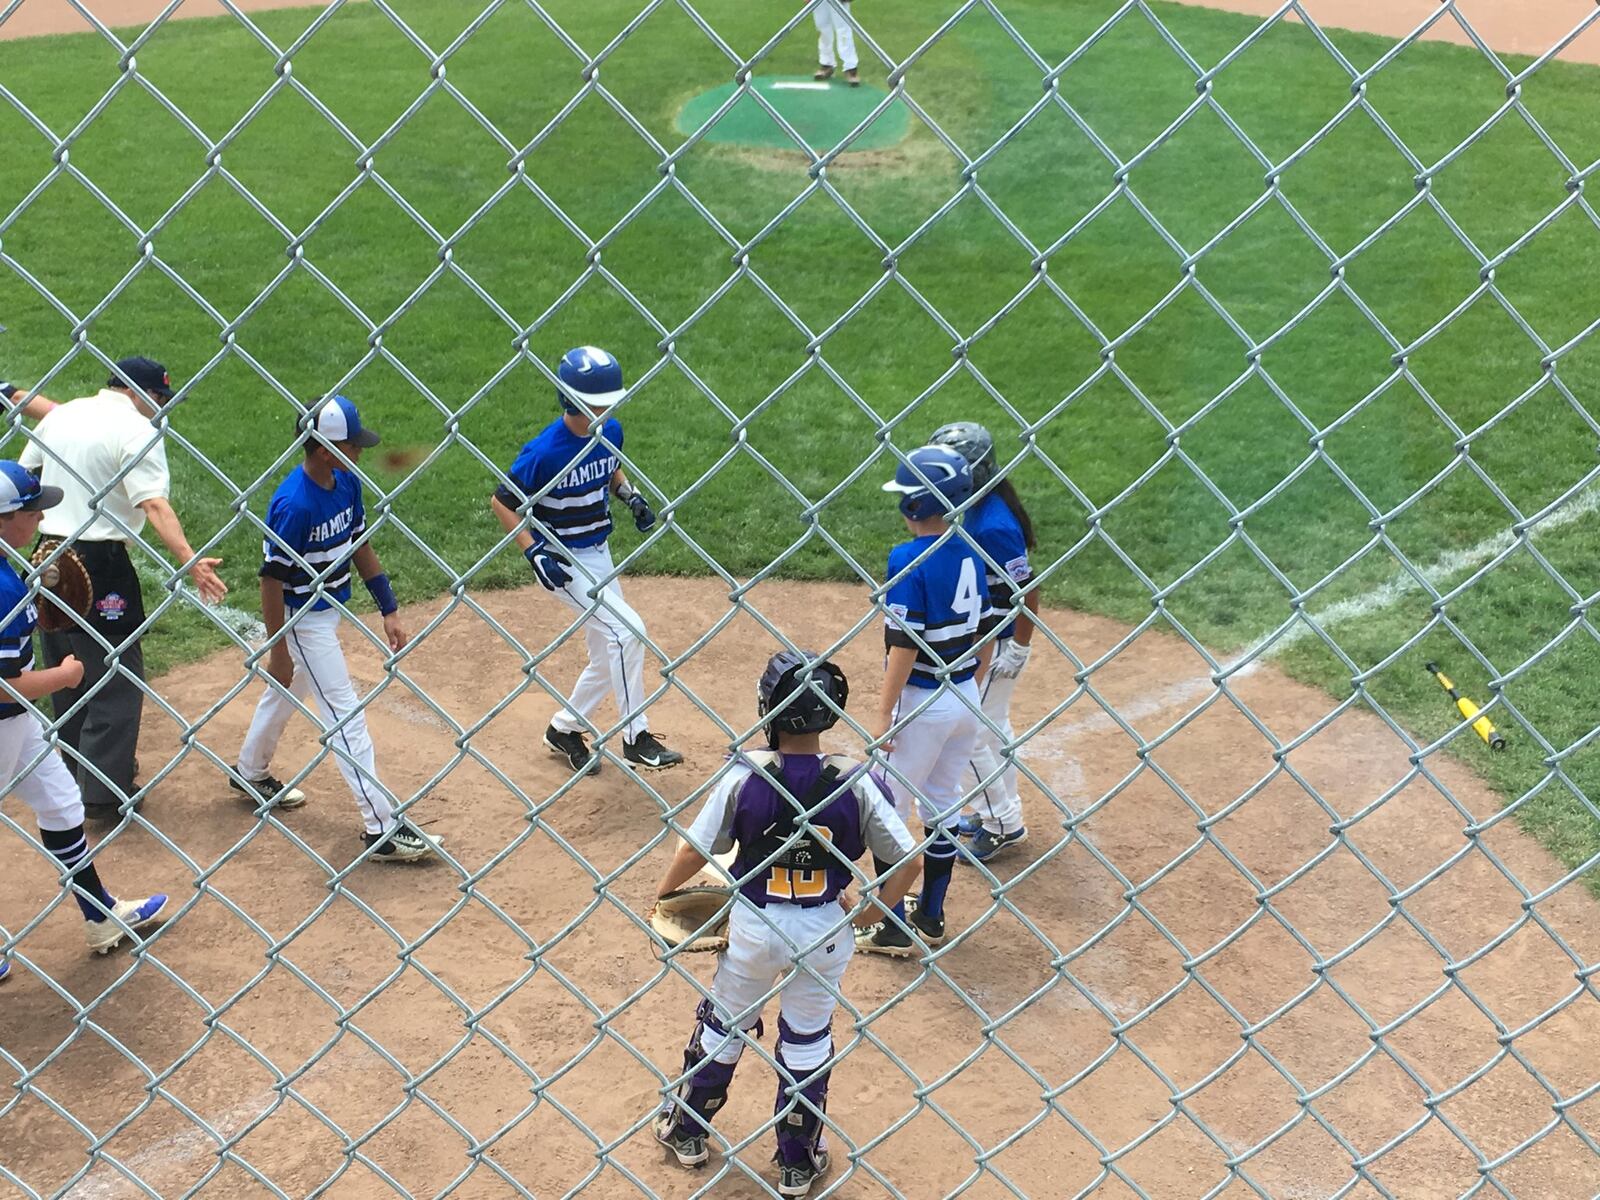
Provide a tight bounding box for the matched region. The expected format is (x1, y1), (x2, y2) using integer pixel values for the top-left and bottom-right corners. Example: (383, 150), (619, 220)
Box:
(627, 492), (655, 533)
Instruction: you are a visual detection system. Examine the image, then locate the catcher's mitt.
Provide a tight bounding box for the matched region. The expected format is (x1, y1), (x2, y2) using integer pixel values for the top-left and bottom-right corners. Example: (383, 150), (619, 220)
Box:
(648, 886), (733, 953)
(30, 541), (92, 634)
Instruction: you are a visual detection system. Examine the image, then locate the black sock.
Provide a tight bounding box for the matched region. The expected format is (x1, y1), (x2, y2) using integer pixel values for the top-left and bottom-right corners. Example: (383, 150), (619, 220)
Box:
(40, 825), (113, 922)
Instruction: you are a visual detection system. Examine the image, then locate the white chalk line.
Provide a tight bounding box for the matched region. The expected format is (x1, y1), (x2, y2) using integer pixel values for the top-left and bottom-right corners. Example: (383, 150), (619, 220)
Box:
(134, 564), (267, 644)
(1007, 491), (1600, 1034)
(62, 1097), (268, 1200)
(1233, 483), (1600, 668)
(62, 1056), (380, 1199)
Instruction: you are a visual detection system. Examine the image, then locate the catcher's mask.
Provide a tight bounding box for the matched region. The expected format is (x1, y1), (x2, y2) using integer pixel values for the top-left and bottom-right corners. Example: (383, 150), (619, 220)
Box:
(757, 650), (849, 749)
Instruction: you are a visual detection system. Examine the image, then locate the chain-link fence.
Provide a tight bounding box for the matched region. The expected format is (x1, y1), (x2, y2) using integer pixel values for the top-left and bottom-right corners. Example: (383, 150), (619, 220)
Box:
(3, 1), (1600, 1197)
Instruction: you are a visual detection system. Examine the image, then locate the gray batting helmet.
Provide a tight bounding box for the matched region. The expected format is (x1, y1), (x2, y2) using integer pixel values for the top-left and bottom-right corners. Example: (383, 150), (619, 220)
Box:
(929, 421), (997, 490)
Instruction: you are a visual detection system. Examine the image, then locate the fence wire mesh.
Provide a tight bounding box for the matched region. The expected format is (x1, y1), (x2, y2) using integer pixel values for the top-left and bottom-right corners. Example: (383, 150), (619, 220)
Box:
(2, 0), (1600, 1197)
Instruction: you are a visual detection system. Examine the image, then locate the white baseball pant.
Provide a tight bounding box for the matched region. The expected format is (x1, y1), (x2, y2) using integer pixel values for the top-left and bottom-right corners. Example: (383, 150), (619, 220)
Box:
(0, 712), (85, 831)
(966, 646), (1025, 834)
(814, 0), (857, 71)
(885, 678), (982, 831)
(548, 542), (652, 742)
(238, 605), (394, 835)
(703, 901), (854, 1055)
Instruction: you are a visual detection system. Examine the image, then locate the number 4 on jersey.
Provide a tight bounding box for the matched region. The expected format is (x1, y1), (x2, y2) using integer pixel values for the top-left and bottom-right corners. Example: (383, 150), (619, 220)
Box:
(953, 556), (982, 630)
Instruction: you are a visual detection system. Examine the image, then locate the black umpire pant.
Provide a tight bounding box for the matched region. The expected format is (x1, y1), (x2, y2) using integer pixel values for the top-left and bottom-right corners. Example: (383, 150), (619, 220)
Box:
(39, 539), (146, 817)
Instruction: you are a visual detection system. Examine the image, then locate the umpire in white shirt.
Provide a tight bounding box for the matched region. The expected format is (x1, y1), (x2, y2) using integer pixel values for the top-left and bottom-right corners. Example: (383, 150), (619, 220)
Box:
(20, 356), (226, 819)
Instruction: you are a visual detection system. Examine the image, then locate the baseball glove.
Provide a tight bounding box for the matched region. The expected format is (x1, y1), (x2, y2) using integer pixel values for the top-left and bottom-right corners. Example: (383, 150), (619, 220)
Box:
(648, 886), (733, 953)
(30, 541), (92, 634)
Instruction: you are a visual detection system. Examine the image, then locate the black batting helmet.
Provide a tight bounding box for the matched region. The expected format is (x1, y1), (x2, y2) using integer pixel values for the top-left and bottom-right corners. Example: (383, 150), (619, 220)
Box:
(929, 421), (997, 490)
(757, 650), (849, 748)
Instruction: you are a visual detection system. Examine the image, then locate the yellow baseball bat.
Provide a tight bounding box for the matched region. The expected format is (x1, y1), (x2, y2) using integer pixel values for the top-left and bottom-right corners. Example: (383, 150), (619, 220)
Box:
(1424, 661), (1506, 751)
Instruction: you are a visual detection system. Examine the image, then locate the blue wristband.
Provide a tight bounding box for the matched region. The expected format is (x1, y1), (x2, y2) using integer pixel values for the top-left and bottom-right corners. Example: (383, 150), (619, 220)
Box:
(365, 572), (398, 616)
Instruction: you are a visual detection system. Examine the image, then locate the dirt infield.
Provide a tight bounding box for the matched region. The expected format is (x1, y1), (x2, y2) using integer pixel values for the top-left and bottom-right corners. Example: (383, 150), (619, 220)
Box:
(1167, 0), (1600, 63)
(5, 0), (1599, 64)
(0, 0), (358, 41)
(2, 578), (1597, 1198)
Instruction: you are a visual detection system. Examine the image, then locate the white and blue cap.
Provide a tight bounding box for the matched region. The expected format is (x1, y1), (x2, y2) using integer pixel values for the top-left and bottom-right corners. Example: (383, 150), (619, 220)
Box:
(0, 460), (62, 514)
(556, 346), (626, 412)
(310, 394), (381, 448)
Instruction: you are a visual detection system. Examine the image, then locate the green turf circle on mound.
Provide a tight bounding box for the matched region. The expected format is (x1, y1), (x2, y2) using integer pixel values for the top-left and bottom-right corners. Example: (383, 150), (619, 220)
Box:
(676, 75), (910, 151)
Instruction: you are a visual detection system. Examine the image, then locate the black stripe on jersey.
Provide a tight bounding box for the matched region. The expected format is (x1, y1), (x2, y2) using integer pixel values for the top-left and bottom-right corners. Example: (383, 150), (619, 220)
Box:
(532, 499), (612, 532)
(0, 643), (36, 675)
(0, 641), (34, 718)
(897, 628), (981, 686)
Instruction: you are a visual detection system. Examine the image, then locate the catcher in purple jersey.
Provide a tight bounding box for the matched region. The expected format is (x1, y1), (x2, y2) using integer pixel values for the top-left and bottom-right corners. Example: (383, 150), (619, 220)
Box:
(652, 650), (917, 1197)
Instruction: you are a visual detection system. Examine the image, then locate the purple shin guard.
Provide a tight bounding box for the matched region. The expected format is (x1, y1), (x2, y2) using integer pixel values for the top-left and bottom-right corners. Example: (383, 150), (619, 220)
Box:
(665, 998), (756, 1138)
(774, 1017), (832, 1166)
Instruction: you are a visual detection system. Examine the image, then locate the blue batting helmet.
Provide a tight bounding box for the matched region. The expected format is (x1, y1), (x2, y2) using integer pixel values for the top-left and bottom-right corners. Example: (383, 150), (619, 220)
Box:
(881, 444), (973, 520)
(556, 346), (626, 413)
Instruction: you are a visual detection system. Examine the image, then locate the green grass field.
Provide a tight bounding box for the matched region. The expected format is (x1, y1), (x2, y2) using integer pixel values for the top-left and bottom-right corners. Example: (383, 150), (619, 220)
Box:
(2, 0), (1598, 888)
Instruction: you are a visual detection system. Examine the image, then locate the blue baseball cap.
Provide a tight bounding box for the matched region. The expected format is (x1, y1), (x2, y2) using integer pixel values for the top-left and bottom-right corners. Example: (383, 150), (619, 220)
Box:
(0, 460), (62, 513)
(310, 394), (381, 448)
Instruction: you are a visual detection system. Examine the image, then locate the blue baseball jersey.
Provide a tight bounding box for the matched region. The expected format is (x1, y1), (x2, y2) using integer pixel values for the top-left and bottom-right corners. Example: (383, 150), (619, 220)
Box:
(965, 492), (1033, 639)
(885, 533), (992, 689)
(502, 417), (623, 550)
(259, 465), (366, 612)
(0, 560), (35, 719)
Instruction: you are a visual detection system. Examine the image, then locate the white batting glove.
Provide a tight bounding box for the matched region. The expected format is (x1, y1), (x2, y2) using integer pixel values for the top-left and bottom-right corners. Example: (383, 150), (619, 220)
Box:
(990, 639), (1031, 679)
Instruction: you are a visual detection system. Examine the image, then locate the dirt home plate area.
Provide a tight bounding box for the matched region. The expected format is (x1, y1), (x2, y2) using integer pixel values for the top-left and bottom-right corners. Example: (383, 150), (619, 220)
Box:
(3, 1), (1600, 1198)
(0, 578), (1596, 1198)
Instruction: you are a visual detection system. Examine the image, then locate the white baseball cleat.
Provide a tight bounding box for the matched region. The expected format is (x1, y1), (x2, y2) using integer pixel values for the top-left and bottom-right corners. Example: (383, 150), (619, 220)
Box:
(86, 895), (169, 955)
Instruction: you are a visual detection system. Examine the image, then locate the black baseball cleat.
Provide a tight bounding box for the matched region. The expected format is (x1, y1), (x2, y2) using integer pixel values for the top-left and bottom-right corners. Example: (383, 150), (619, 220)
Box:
(624, 731), (683, 771)
(909, 905), (946, 947)
(653, 1112), (708, 1167)
(230, 772), (307, 810)
(855, 919), (914, 957)
(544, 724), (600, 776)
(776, 1149), (831, 1196)
(362, 821), (440, 863)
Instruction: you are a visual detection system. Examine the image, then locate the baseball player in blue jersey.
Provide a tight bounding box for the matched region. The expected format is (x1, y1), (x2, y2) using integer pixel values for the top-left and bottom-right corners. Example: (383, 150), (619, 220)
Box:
(652, 650), (916, 1196)
(856, 444), (993, 957)
(231, 396), (439, 863)
(490, 346), (683, 776)
(930, 423), (1038, 863)
(0, 461), (165, 977)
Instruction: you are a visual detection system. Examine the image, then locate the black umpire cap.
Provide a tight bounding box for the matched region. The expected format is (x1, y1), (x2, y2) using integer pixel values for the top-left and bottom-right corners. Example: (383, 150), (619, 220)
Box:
(108, 356), (174, 401)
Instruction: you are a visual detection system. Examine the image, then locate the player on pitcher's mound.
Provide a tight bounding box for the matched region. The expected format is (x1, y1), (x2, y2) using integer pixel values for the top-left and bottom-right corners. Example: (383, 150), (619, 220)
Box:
(231, 396), (439, 863)
(490, 346), (683, 776)
(651, 650), (916, 1196)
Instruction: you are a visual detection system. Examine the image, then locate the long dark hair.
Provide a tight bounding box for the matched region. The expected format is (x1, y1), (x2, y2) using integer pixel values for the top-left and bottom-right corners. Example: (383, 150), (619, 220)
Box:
(995, 477), (1036, 551)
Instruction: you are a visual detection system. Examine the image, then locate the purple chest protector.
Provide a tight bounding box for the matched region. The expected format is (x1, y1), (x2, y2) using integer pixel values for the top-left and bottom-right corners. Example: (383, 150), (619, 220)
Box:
(731, 754), (867, 908)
